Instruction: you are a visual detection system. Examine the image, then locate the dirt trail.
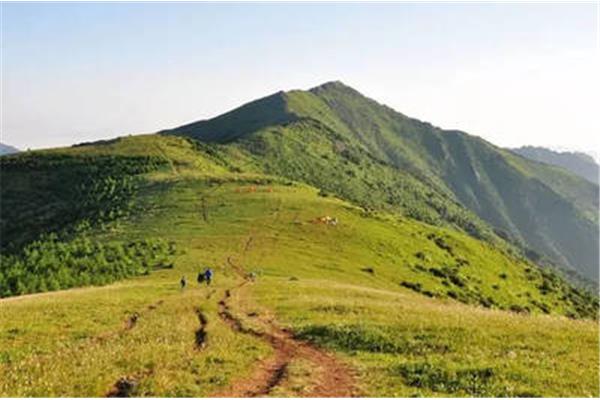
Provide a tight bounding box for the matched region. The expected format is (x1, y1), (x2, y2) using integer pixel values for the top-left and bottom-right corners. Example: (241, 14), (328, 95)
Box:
(91, 299), (166, 346)
(194, 307), (208, 349)
(214, 254), (358, 397)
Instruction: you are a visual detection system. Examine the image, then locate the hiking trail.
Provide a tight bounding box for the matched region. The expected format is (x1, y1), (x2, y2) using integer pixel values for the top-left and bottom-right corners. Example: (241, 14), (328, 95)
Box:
(213, 237), (358, 397)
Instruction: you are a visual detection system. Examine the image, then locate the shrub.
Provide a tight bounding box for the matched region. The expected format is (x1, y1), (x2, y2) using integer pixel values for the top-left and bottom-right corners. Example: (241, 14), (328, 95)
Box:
(400, 281), (422, 292)
(295, 324), (402, 353)
(433, 236), (453, 254)
(478, 296), (496, 308)
(1, 153), (168, 252)
(295, 324), (452, 355)
(361, 267), (375, 275)
(428, 267), (446, 278)
(509, 304), (530, 314)
(0, 236), (175, 298)
(531, 300), (550, 314)
(448, 274), (466, 288)
(455, 257), (469, 267)
(392, 362), (504, 396)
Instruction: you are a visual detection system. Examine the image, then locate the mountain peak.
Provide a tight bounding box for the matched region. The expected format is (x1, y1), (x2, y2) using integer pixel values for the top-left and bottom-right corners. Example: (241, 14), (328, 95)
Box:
(310, 80), (349, 90)
(309, 80), (360, 95)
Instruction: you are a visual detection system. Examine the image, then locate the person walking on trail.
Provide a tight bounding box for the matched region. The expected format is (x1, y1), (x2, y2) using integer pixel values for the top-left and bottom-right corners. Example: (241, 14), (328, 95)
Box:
(180, 275), (187, 290)
(204, 268), (213, 286)
(197, 271), (205, 285)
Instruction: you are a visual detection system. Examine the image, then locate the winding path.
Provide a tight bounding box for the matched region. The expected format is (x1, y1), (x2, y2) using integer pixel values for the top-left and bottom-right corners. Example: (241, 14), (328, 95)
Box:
(213, 253), (358, 397)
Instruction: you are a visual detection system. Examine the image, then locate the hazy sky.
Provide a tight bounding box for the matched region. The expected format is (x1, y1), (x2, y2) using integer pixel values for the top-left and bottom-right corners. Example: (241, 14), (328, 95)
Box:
(2, 2), (599, 155)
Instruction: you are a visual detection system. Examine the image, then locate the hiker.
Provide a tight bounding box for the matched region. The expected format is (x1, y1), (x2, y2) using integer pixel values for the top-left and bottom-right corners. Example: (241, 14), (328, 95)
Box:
(197, 271), (205, 285)
(247, 271), (257, 282)
(180, 275), (187, 290)
(204, 268), (213, 286)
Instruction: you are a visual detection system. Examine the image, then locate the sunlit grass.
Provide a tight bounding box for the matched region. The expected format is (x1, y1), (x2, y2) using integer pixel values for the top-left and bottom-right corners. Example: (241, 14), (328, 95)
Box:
(1, 135), (597, 396)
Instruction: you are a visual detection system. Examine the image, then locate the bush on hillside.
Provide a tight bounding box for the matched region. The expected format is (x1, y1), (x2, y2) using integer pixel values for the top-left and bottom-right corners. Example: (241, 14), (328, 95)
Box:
(400, 281), (422, 292)
(392, 362), (510, 396)
(295, 324), (453, 355)
(0, 235), (176, 298)
(0, 153), (168, 252)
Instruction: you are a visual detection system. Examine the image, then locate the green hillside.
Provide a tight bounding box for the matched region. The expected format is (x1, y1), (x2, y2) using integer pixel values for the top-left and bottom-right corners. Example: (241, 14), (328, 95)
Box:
(0, 134), (598, 396)
(167, 81), (599, 284)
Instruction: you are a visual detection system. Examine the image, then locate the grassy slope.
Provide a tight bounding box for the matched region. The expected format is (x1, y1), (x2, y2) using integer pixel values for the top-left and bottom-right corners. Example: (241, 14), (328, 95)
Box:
(230, 119), (496, 240)
(0, 135), (224, 249)
(1, 135), (598, 397)
(251, 281), (598, 397)
(304, 83), (599, 282)
(168, 81), (599, 283)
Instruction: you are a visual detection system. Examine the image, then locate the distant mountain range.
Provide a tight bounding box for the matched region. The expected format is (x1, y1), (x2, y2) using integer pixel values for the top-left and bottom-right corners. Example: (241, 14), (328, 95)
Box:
(0, 143), (19, 155)
(511, 146), (599, 184)
(166, 81), (599, 284)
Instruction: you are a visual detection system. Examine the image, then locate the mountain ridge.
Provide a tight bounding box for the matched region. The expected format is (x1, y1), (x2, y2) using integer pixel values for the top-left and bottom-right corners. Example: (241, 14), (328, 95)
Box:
(511, 145), (599, 184)
(0, 142), (20, 155)
(167, 81), (599, 284)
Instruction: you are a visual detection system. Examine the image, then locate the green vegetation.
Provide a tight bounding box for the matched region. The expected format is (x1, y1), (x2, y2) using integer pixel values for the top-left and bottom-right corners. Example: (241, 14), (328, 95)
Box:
(251, 279), (598, 397)
(0, 235), (175, 297)
(234, 119), (495, 242)
(1, 111), (598, 396)
(0, 152), (168, 252)
(0, 134), (231, 298)
(168, 81), (599, 284)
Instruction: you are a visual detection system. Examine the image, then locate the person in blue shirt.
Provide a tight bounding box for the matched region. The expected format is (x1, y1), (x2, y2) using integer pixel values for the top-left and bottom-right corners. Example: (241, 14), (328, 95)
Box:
(204, 268), (213, 286)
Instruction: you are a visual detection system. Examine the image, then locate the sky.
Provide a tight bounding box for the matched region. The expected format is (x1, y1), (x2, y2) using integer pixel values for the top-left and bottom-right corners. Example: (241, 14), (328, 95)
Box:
(1, 2), (599, 156)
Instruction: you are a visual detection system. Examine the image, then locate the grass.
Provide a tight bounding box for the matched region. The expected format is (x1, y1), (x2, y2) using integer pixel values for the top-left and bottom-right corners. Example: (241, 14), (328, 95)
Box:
(250, 279), (598, 397)
(170, 81), (599, 284)
(1, 134), (598, 396)
(0, 247), (271, 396)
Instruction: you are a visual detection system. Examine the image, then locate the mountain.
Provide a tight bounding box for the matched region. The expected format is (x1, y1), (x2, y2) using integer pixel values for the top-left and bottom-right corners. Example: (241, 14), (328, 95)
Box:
(511, 146), (599, 184)
(0, 142), (19, 155)
(1, 134), (597, 397)
(166, 81), (599, 284)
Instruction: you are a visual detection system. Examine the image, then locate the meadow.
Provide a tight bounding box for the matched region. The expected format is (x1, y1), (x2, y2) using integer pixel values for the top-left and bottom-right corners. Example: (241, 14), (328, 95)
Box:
(1, 135), (598, 396)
